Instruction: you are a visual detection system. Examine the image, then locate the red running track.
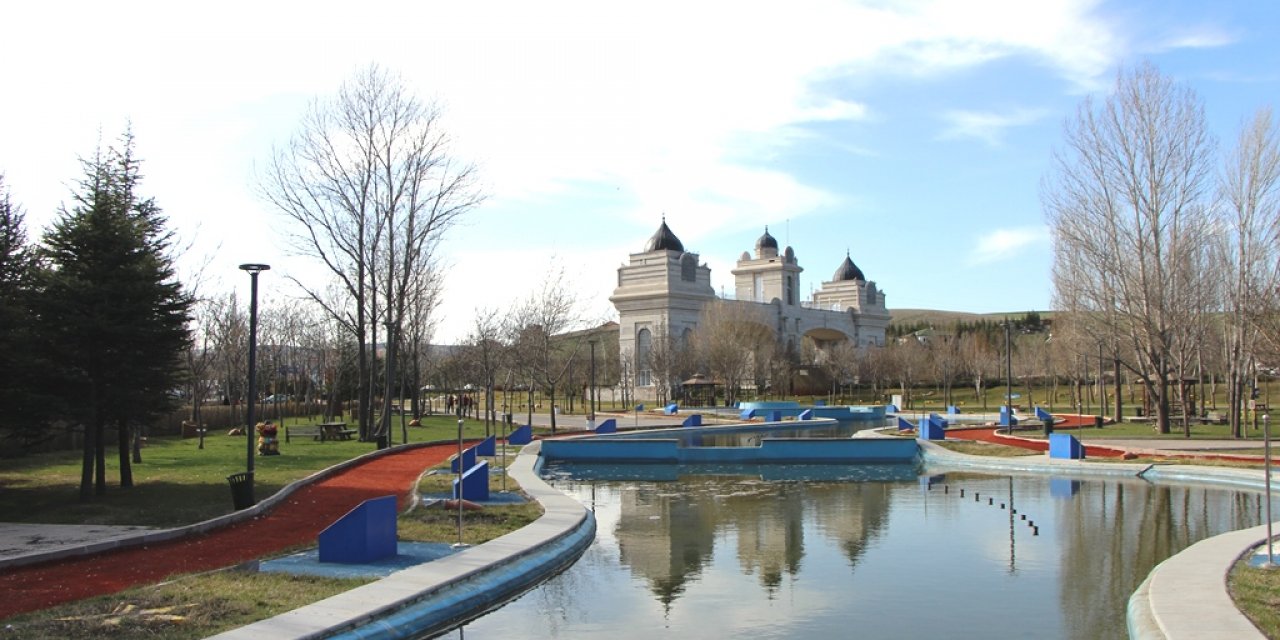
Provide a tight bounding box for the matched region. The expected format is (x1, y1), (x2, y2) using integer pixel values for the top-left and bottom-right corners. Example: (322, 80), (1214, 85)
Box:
(0, 443), (456, 620)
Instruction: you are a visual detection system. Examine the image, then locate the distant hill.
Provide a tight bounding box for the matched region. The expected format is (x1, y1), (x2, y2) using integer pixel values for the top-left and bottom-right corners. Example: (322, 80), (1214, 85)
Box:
(889, 309), (1054, 329)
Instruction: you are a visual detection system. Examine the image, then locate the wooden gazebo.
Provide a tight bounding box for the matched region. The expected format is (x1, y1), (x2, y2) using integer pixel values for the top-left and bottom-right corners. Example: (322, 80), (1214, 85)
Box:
(680, 374), (719, 408)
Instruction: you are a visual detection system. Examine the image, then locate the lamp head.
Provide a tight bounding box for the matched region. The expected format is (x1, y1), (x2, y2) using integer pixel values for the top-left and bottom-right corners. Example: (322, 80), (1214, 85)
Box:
(239, 263), (271, 275)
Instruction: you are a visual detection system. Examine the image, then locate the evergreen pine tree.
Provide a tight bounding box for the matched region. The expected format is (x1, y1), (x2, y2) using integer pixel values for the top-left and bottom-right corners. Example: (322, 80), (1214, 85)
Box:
(40, 132), (192, 498)
(0, 175), (57, 446)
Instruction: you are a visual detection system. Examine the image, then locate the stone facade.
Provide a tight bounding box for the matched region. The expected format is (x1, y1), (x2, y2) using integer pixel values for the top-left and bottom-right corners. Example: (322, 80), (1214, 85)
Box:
(610, 221), (889, 395)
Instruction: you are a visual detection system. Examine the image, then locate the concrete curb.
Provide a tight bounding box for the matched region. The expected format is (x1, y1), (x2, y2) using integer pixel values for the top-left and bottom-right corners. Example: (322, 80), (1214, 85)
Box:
(0, 440), (445, 572)
(919, 441), (1272, 639)
(208, 440), (595, 639)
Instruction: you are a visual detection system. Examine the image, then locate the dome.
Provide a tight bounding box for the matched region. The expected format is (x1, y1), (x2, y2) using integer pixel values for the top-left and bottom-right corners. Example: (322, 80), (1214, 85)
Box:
(755, 226), (779, 257)
(644, 219), (684, 253)
(833, 253), (865, 282)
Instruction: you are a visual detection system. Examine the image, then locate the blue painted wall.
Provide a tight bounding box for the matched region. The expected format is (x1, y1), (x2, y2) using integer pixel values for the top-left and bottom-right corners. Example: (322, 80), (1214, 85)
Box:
(541, 436), (917, 464)
(318, 495), (398, 564)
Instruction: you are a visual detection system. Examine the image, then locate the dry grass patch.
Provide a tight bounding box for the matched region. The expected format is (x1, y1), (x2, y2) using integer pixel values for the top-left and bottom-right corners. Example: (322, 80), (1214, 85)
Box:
(400, 458), (543, 546)
(934, 441), (1041, 458)
(0, 570), (368, 640)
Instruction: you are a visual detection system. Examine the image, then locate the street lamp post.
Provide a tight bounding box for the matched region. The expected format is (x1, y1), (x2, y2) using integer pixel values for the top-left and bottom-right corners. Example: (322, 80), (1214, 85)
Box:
(239, 263), (270, 507)
(589, 338), (598, 421)
(1004, 319), (1013, 433)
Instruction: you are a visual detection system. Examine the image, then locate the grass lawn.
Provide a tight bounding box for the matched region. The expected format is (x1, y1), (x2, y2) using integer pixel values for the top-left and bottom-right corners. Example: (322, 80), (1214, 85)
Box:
(1230, 554), (1280, 638)
(399, 453), (543, 546)
(0, 414), (508, 527)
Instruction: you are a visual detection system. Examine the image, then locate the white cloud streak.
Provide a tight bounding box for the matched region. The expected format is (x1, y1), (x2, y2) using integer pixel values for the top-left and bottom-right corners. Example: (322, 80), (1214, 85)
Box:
(938, 108), (1050, 146)
(966, 226), (1050, 265)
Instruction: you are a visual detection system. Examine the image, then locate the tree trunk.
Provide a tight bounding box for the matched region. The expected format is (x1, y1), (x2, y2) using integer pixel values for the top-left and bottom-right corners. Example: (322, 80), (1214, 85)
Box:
(94, 421), (106, 496)
(118, 419), (134, 488)
(1113, 358), (1123, 424)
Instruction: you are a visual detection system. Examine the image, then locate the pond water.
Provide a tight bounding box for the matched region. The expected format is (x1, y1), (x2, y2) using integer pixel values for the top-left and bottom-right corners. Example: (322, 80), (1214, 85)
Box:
(436, 463), (1269, 640)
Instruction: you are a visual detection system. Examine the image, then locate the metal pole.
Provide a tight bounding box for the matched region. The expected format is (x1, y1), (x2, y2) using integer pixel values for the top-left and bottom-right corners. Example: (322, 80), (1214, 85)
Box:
(1266, 414), (1274, 566)
(590, 339), (598, 421)
(239, 263), (270, 506)
(455, 417), (466, 548)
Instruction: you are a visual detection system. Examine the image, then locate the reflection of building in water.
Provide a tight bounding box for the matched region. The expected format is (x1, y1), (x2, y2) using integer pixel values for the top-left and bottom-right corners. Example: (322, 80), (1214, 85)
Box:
(805, 482), (893, 567)
(614, 484), (718, 612)
(613, 476), (898, 609)
(728, 483), (805, 594)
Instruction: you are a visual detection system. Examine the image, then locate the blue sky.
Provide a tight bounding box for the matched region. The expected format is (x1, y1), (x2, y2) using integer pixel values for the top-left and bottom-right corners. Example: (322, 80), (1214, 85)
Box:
(2, 1), (1277, 342)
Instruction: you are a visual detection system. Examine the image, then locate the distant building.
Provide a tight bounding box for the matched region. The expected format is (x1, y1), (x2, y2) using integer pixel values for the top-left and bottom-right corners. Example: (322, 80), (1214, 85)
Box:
(610, 220), (889, 395)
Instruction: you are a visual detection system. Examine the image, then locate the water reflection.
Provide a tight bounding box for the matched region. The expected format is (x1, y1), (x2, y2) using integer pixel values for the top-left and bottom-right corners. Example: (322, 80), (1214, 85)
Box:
(441, 469), (1270, 640)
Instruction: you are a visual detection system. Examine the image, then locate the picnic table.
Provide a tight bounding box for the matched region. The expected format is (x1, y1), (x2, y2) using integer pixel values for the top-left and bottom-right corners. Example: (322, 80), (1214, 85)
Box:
(285, 423), (357, 442)
(319, 422), (357, 441)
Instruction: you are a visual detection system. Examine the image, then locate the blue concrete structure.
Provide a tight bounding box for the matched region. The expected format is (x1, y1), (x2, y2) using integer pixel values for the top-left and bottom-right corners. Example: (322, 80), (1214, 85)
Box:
(507, 425), (532, 445)
(733, 402), (887, 424)
(1049, 433), (1085, 459)
(947, 405), (960, 414)
(887, 404), (898, 413)
(814, 400), (826, 407)
(453, 461), (490, 501)
(664, 403), (679, 415)
(594, 419), (617, 434)
(450, 447), (477, 473)
(318, 495), (398, 564)
(928, 413), (947, 428)
(897, 416), (916, 431)
(920, 420), (945, 440)
(682, 414), (702, 427)
(798, 409), (813, 421)
(1000, 405), (1019, 427)
(1035, 407), (1054, 424)
(476, 435), (497, 457)
(539, 432), (918, 464)
(768, 410), (783, 422)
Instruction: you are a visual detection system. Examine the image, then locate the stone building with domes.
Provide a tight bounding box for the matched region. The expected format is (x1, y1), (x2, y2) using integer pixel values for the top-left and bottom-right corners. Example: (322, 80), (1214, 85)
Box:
(610, 220), (889, 396)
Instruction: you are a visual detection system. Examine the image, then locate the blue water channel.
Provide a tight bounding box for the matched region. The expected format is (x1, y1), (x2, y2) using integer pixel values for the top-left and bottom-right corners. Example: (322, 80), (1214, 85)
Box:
(435, 463), (1269, 640)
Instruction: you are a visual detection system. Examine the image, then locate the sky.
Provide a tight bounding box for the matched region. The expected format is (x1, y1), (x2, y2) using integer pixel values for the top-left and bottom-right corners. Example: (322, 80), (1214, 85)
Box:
(2, 0), (1278, 344)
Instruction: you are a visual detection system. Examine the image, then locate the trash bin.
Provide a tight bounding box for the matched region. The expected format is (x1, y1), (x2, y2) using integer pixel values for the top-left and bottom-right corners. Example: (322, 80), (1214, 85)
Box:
(227, 472), (255, 510)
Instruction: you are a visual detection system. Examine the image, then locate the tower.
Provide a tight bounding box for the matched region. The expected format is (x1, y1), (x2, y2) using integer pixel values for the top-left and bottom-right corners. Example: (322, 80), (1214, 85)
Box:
(610, 220), (714, 388)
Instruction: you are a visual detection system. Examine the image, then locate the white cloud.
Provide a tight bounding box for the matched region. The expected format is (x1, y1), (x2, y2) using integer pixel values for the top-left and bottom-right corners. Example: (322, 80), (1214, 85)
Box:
(938, 108), (1050, 146)
(966, 226), (1050, 265)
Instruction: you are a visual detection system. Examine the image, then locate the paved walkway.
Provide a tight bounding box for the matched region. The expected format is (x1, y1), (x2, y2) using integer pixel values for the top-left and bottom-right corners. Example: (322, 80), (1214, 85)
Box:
(0, 443), (455, 620)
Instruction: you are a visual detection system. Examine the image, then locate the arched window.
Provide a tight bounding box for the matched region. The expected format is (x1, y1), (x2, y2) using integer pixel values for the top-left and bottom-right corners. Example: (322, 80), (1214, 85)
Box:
(786, 275), (795, 305)
(681, 253), (697, 282)
(636, 328), (652, 386)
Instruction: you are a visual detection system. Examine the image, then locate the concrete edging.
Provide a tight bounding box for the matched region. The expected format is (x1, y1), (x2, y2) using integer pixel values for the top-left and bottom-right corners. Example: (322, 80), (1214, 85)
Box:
(0, 440), (446, 572)
(919, 441), (1271, 639)
(208, 439), (595, 640)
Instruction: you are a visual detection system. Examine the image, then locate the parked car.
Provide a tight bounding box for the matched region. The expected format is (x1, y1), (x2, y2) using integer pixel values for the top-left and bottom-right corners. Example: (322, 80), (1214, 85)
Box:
(263, 394), (293, 404)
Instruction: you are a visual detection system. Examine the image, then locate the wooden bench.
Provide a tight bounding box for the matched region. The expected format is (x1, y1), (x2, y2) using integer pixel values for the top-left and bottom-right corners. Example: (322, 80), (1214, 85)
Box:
(285, 425), (323, 443)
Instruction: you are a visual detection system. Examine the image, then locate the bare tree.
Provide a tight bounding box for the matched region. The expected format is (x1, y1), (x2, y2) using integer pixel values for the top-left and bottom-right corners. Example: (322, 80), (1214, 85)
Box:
(691, 300), (774, 407)
(509, 267), (588, 434)
(1215, 108), (1280, 437)
(1044, 62), (1215, 433)
(262, 64), (481, 441)
(468, 307), (506, 437)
